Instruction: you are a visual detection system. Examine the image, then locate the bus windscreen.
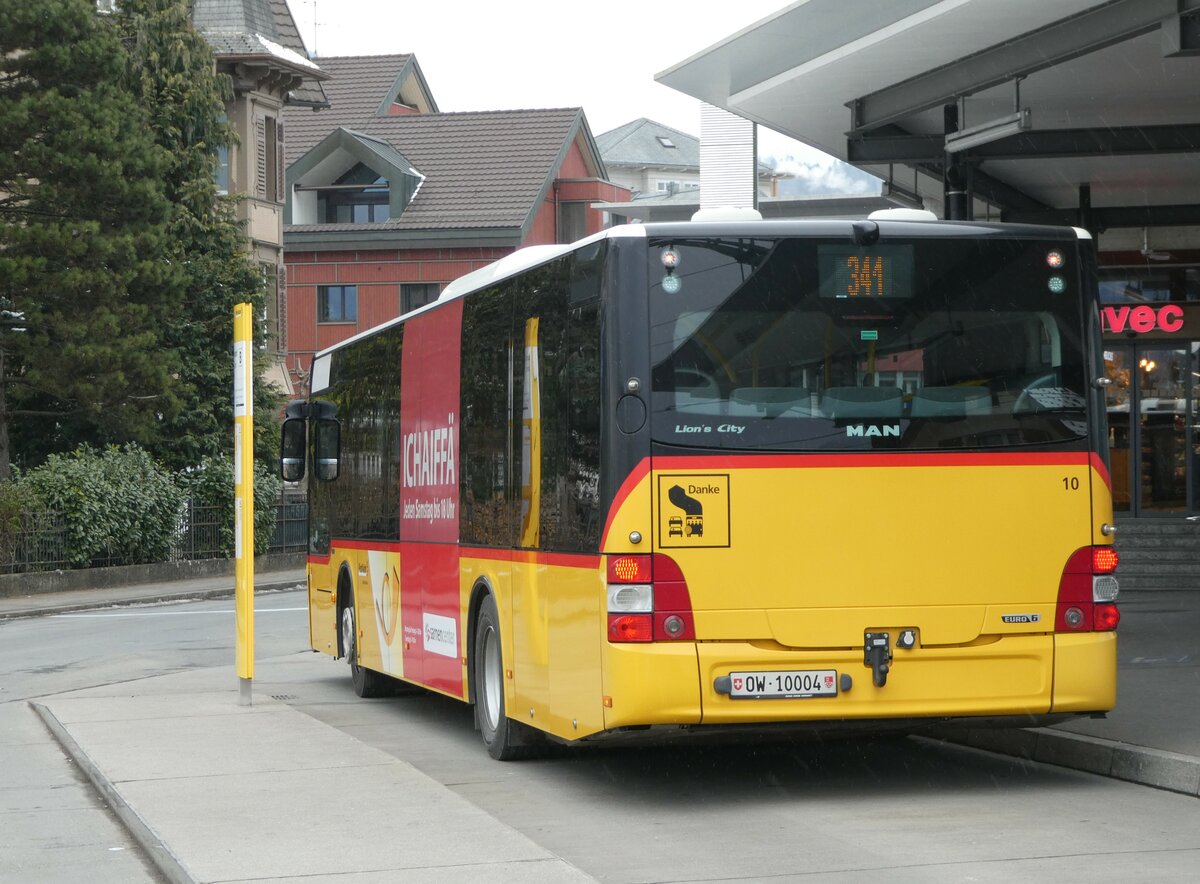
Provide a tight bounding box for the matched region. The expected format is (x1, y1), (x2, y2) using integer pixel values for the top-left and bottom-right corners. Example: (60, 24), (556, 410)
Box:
(648, 235), (1092, 451)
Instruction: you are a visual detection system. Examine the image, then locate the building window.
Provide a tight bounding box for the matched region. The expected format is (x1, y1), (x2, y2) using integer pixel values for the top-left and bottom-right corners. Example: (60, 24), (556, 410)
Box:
(656, 136), (677, 148)
(215, 146), (230, 195)
(558, 201), (587, 244)
(317, 163), (390, 224)
(401, 283), (439, 314)
(318, 285), (357, 323)
(213, 114), (230, 195)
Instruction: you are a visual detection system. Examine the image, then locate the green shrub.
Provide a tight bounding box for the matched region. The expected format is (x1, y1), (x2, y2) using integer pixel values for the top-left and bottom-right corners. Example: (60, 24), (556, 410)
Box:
(20, 445), (185, 567)
(178, 454), (282, 556)
(0, 480), (39, 567)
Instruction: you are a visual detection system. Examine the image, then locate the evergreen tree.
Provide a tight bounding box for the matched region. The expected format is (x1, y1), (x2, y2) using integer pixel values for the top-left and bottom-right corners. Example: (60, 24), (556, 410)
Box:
(116, 0), (279, 471)
(0, 0), (185, 480)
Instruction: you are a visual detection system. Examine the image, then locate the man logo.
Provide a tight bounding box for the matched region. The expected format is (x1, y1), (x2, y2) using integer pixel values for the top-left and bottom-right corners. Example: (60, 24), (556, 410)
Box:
(846, 425), (901, 437)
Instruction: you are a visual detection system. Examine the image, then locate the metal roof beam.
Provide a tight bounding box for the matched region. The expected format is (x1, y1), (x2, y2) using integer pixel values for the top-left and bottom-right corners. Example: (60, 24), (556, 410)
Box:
(1005, 203), (1200, 229)
(849, 124), (1200, 165)
(851, 0), (1200, 132)
(848, 131), (943, 164)
(957, 124), (1200, 160)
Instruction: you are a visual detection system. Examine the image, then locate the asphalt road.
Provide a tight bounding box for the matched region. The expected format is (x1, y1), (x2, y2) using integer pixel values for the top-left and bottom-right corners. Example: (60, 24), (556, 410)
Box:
(5, 590), (1200, 882)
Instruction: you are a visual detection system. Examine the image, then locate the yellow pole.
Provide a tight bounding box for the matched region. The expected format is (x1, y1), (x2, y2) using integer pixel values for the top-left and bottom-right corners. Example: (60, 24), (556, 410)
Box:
(233, 303), (255, 704)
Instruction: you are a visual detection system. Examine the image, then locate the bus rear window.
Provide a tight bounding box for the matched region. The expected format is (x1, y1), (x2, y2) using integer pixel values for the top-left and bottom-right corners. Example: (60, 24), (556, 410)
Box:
(648, 235), (1092, 451)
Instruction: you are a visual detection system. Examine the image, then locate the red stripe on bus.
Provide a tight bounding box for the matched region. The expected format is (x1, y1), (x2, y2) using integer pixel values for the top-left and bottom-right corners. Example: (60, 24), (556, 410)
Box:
(459, 546), (512, 561)
(318, 542), (599, 570)
(326, 539), (404, 553)
(511, 550), (602, 569)
(650, 451), (1100, 471)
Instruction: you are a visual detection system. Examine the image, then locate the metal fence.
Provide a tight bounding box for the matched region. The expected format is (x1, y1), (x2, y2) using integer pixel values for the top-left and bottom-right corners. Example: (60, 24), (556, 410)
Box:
(1, 498), (308, 575)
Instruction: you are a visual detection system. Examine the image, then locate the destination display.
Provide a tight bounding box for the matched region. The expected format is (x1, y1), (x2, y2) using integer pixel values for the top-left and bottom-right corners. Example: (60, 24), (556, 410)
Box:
(817, 244), (915, 300)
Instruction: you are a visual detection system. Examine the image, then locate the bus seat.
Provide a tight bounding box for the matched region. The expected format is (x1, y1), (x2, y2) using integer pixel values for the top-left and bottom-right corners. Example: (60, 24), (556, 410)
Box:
(910, 386), (993, 417)
(821, 387), (903, 418)
(731, 387), (811, 417)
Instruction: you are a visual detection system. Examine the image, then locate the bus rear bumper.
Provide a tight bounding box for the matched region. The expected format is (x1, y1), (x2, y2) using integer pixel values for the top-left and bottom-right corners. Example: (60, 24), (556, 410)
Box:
(599, 631), (1115, 732)
(696, 637), (1062, 724)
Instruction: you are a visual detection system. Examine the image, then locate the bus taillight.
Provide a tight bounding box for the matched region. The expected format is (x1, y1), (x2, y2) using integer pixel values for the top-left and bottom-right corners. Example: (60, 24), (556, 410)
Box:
(606, 553), (695, 643)
(1092, 546), (1119, 574)
(1056, 546), (1120, 632)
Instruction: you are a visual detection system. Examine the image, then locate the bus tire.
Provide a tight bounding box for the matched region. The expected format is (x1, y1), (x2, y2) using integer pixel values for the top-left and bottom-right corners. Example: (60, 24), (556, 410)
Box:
(341, 601), (389, 698)
(473, 593), (543, 760)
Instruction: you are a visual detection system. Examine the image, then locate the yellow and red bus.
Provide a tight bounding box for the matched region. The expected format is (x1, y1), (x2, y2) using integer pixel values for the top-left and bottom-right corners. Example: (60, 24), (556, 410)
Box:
(281, 211), (1120, 760)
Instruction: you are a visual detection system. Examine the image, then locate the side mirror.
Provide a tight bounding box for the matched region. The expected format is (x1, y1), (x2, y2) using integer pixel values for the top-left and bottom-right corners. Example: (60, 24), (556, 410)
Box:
(314, 417), (340, 481)
(280, 417), (306, 482)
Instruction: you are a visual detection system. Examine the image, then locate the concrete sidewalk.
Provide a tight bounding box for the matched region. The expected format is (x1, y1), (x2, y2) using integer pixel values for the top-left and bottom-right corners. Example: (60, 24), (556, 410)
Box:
(8, 571), (1198, 882)
(32, 657), (593, 884)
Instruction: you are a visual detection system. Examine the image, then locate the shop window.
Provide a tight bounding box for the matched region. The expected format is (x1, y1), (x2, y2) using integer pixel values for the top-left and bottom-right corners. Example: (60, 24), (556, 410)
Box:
(318, 285), (357, 323)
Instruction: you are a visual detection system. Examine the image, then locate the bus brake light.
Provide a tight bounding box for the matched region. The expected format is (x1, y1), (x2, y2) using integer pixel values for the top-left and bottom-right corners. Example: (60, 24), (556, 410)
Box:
(1093, 603), (1120, 631)
(608, 614), (653, 642)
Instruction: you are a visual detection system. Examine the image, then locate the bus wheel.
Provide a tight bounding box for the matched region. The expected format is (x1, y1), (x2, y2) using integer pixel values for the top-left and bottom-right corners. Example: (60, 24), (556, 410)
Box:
(341, 602), (388, 698)
(473, 594), (542, 760)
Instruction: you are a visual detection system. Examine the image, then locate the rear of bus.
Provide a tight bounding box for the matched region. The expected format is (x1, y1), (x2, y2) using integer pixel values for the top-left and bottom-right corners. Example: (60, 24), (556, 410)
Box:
(599, 217), (1119, 733)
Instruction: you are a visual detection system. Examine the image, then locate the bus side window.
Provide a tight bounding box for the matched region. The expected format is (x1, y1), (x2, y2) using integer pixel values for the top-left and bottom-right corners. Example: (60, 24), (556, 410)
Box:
(563, 300), (602, 550)
(461, 282), (517, 547)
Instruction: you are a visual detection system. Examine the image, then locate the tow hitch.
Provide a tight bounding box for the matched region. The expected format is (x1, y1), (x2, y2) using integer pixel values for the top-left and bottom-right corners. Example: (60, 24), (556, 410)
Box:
(864, 629), (917, 688)
(864, 632), (892, 688)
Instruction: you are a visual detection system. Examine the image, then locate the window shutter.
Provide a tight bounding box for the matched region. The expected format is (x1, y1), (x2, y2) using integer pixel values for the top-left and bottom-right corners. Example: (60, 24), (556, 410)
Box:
(275, 120), (285, 204)
(277, 263), (287, 353)
(255, 118), (267, 198)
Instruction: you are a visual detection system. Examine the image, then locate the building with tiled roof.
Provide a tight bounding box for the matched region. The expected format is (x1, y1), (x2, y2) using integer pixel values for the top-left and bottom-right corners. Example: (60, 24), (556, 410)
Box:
(279, 55), (628, 390)
(596, 118), (702, 196)
(596, 117), (784, 202)
(283, 54), (437, 163)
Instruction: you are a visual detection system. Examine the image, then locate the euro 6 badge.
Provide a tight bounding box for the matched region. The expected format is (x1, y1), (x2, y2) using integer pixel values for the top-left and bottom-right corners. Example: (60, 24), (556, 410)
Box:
(657, 474), (730, 548)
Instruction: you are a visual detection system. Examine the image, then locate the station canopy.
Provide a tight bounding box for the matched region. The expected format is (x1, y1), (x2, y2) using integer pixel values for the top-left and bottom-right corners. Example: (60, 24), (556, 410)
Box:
(657, 0), (1200, 247)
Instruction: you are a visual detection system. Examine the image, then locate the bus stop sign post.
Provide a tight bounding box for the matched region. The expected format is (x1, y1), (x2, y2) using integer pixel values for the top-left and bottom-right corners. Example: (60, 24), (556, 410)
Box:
(233, 304), (255, 705)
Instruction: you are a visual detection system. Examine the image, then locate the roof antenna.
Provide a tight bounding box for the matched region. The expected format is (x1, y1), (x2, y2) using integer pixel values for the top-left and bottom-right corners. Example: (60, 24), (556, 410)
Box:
(312, 1), (320, 58)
